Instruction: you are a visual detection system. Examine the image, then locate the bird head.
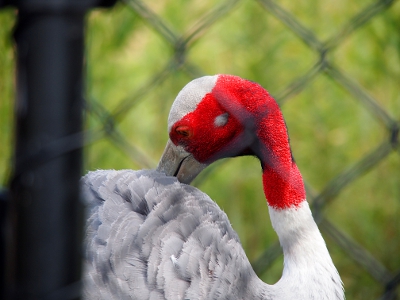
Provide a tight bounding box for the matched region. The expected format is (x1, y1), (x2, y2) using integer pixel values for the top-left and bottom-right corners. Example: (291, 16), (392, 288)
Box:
(157, 74), (285, 184)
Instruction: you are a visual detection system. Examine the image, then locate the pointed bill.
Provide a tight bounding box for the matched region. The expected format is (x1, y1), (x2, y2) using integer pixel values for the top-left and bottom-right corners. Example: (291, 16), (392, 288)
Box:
(157, 139), (207, 184)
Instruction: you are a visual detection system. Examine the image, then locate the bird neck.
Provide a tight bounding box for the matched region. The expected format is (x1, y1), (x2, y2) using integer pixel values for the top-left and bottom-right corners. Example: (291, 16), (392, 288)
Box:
(214, 74), (306, 208)
(267, 202), (344, 299)
(261, 159), (305, 209)
(256, 107), (306, 209)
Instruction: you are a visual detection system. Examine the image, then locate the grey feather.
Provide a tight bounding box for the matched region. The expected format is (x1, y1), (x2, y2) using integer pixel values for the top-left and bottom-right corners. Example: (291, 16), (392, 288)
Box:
(82, 75), (344, 299)
(82, 169), (270, 300)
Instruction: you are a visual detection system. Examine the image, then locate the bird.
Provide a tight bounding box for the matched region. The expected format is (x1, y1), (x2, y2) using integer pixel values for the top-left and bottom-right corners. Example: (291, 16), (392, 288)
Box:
(82, 74), (344, 299)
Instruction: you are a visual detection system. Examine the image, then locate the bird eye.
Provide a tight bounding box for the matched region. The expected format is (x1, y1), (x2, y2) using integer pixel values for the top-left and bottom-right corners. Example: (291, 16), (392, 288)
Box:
(214, 113), (229, 127)
(175, 125), (192, 137)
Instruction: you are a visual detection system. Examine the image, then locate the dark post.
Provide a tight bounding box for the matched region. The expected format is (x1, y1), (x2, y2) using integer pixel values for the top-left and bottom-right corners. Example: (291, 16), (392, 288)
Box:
(0, 0), (116, 299)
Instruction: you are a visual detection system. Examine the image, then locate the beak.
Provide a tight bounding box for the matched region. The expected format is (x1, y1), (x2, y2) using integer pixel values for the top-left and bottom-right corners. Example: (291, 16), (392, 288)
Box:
(157, 139), (207, 184)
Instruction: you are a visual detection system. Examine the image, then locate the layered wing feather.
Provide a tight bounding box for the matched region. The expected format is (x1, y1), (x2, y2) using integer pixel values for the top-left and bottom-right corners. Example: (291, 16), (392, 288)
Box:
(82, 169), (267, 300)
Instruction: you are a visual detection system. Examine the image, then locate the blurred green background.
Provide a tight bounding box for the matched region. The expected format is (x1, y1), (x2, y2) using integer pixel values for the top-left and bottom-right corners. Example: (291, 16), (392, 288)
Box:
(1, 0), (399, 298)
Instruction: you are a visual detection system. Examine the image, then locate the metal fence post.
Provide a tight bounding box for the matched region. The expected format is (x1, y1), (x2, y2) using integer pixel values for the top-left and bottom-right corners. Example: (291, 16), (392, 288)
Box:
(0, 0), (116, 299)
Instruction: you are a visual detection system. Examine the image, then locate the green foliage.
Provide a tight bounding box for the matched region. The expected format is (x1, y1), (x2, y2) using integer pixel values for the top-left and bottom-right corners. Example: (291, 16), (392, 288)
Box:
(1, 1), (399, 298)
(0, 9), (15, 185)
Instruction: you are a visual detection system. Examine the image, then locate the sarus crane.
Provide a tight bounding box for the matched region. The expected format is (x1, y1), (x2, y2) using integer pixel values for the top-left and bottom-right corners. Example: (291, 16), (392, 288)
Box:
(82, 74), (344, 299)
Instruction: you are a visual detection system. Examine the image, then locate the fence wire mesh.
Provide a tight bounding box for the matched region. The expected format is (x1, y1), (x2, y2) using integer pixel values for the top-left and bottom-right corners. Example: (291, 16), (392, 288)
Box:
(0, 0), (399, 299)
(83, 1), (400, 298)
(80, 0), (400, 298)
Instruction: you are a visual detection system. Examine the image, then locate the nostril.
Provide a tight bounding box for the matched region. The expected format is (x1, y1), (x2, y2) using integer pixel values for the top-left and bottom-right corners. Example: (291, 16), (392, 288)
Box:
(175, 126), (192, 137)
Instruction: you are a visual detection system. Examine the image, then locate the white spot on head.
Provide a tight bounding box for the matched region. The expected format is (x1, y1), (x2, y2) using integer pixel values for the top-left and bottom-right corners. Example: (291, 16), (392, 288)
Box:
(214, 112), (229, 127)
(168, 75), (218, 132)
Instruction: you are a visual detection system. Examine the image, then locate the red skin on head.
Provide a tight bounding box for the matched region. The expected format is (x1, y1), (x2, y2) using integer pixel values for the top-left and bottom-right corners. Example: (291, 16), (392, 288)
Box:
(170, 75), (306, 209)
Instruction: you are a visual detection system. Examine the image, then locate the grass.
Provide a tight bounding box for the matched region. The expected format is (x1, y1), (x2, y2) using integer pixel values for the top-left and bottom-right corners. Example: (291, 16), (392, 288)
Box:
(1, 1), (399, 298)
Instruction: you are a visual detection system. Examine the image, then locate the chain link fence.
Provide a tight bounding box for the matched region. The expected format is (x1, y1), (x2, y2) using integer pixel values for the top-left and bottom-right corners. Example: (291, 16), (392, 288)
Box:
(83, 0), (399, 298)
(1, 0), (399, 298)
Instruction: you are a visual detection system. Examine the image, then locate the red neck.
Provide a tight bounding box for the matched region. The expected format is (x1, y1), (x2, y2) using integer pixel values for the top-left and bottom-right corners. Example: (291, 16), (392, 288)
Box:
(261, 158), (306, 209)
(256, 102), (306, 209)
(217, 75), (306, 209)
